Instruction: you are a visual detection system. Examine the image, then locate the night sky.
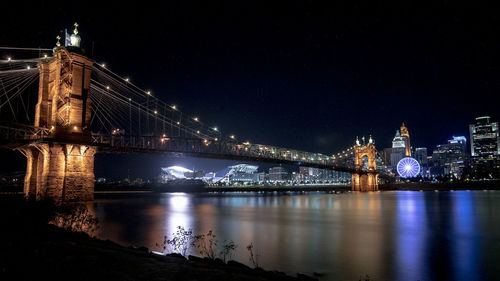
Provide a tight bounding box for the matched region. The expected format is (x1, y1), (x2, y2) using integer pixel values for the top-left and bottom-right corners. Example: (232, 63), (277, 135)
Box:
(1, 2), (499, 178)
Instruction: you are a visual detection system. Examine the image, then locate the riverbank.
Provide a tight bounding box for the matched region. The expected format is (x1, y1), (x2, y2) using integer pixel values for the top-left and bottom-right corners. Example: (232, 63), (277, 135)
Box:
(0, 198), (316, 281)
(380, 180), (500, 191)
(2, 180), (500, 197)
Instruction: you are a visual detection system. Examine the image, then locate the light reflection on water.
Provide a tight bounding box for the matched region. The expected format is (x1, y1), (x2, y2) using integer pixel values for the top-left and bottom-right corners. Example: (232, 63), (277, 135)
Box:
(92, 191), (500, 281)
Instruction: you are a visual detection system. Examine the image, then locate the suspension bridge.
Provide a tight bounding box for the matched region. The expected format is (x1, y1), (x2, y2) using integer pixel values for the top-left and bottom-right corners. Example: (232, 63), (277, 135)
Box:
(0, 26), (392, 201)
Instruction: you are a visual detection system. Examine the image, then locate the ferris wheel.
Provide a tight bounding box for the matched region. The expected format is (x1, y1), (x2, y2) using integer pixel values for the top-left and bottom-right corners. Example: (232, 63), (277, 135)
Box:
(397, 157), (421, 178)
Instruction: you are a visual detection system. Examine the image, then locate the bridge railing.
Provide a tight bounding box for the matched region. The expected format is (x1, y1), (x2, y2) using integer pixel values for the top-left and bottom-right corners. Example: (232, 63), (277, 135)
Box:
(89, 133), (341, 168)
(0, 122), (391, 176)
(0, 122), (51, 143)
(90, 134), (392, 176)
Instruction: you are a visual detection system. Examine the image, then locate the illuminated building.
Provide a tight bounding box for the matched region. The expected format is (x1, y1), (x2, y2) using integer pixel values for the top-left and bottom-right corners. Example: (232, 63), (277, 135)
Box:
(160, 166), (198, 182)
(431, 136), (468, 177)
(469, 116), (500, 178)
(469, 116), (499, 157)
(400, 123), (411, 156)
(269, 166), (289, 182)
(297, 166), (348, 182)
(414, 147), (428, 176)
(212, 164), (259, 183)
(391, 130), (406, 170)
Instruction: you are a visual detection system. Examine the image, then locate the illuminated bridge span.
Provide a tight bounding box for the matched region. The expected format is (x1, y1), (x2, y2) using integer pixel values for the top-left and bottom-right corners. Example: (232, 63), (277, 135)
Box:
(0, 27), (392, 201)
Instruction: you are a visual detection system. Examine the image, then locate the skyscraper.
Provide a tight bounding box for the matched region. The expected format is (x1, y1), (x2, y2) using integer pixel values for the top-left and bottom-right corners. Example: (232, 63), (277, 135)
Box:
(415, 147), (428, 176)
(469, 116), (500, 178)
(469, 116), (499, 157)
(391, 130), (406, 170)
(400, 123), (411, 157)
(415, 147), (428, 166)
(431, 136), (468, 177)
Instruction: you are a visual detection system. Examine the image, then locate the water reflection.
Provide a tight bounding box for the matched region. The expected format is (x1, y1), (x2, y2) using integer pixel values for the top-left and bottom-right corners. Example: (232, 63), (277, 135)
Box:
(394, 192), (428, 281)
(92, 191), (500, 281)
(166, 193), (192, 233)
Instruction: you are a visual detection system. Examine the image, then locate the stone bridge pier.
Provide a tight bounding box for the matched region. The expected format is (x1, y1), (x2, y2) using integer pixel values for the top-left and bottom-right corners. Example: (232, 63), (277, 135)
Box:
(21, 144), (96, 201)
(20, 43), (96, 202)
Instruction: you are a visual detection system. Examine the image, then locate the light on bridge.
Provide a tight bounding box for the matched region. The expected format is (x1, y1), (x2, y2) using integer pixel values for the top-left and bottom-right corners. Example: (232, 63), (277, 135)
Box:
(101, 63), (106, 68)
(125, 77), (130, 82)
(212, 127), (218, 131)
(230, 135), (235, 139)
(106, 86), (110, 90)
(176, 121), (180, 125)
(171, 105), (177, 110)
(193, 117), (199, 122)
(43, 54), (48, 59)
(7, 57), (11, 62)
(27, 66), (31, 70)
(154, 110), (158, 114)
(146, 91), (151, 96)
(196, 130), (200, 134)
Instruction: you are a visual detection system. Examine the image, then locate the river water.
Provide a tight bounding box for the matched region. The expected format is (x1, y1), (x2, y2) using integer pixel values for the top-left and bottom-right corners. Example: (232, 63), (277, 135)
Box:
(91, 190), (500, 281)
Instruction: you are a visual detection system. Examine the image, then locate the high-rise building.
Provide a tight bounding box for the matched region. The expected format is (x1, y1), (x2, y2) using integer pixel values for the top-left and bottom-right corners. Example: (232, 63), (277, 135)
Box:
(448, 136), (467, 154)
(414, 147), (428, 166)
(414, 147), (428, 177)
(400, 123), (411, 156)
(469, 116), (500, 178)
(382, 147), (393, 167)
(391, 130), (406, 170)
(431, 136), (468, 177)
(469, 116), (499, 157)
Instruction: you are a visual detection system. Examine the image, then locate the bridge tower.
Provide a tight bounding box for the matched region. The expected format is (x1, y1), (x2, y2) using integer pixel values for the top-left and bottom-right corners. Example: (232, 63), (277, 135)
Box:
(20, 27), (96, 201)
(351, 136), (379, 191)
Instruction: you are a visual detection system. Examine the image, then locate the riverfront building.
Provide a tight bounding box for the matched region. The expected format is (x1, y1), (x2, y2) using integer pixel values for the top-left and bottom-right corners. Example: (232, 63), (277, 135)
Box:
(269, 166), (289, 182)
(431, 136), (468, 178)
(469, 116), (500, 178)
(469, 116), (499, 157)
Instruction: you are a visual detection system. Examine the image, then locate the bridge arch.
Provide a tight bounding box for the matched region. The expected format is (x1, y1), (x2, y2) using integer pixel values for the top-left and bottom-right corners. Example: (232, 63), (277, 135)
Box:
(351, 138), (379, 191)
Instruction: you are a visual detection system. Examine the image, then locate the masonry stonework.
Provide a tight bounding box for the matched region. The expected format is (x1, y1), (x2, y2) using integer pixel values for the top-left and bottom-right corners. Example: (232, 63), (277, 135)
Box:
(22, 47), (96, 202)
